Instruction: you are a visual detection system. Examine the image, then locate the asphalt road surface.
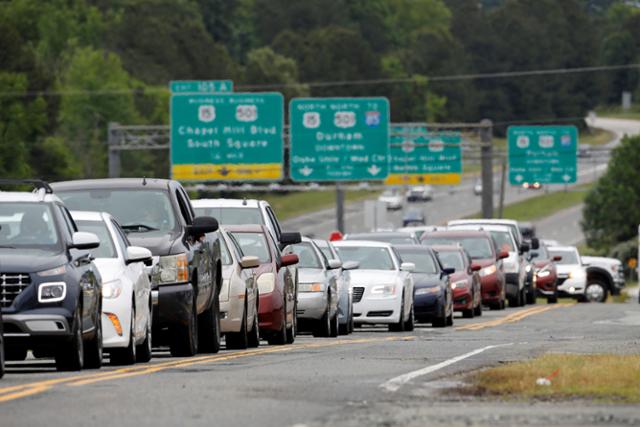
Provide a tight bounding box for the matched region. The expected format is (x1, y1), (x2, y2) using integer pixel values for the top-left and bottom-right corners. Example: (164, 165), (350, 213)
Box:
(2, 300), (638, 426)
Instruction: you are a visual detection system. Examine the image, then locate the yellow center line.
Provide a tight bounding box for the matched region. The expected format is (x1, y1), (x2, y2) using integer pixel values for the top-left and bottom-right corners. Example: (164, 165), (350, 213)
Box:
(455, 305), (564, 331)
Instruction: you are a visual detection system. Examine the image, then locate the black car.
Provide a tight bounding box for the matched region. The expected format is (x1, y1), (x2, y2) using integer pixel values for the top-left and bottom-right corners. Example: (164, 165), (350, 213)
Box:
(0, 180), (103, 371)
(395, 245), (454, 327)
(53, 178), (222, 357)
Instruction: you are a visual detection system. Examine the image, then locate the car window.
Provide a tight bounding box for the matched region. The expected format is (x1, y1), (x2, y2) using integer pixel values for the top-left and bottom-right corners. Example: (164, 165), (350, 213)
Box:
(57, 205), (76, 239)
(334, 246), (395, 271)
(397, 248), (438, 274)
(285, 242), (322, 269)
(436, 251), (465, 272)
(76, 220), (117, 259)
(265, 206), (282, 238)
(175, 189), (192, 225)
(548, 250), (579, 265)
(58, 189), (177, 236)
(110, 220), (130, 256)
(0, 203), (61, 252)
(529, 245), (549, 260)
(219, 236), (233, 266)
(424, 237), (494, 259)
(230, 232), (271, 263)
(195, 207), (264, 226)
(490, 231), (515, 253)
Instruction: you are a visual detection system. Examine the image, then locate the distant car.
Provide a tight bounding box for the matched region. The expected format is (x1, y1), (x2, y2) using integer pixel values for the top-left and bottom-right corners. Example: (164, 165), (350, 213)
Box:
(473, 179), (482, 196)
(522, 182), (542, 190)
(218, 229), (260, 349)
(378, 189), (403, 211)
(285, 237), (340, 337)
(519, 222), (536, 240)
(578, 143), (592, 158)
(406, 186), (433, 202)
(343, 232), (419, 245)
(547, 246), (588, 301)
(226, 225), (299, 345)
(422, 230), (508, 310)
(397, 225), (447, 241)
(402, 209), (426, 227)
(582, 256), (625, 301)
(395, 245), (453, 327)
(333, 241), (415, 331)
(72, 211), (153, 365)
(313, 239), (359, 335)
(529, 243), (561, 304)
(432, 245), (483, 318)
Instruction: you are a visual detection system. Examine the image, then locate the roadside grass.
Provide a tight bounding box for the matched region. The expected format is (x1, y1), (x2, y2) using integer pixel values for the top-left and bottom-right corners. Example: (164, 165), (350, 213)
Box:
(595, 106), (640, 121)
(581, 127), (616, 146)
(467, 353), (640, 403)
(258, 190), (380, 221)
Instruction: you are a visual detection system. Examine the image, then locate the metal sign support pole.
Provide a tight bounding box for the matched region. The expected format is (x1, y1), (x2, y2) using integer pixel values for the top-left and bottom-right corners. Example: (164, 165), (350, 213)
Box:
(336, 183), (345, 233)
(480, 119), (494, 219)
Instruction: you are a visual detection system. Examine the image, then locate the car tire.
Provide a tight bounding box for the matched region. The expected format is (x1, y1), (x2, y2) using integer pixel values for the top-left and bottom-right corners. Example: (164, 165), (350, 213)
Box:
(330, 311), (339, 338)
(111, 307), (137, 366)
(0, 332), (4, 380)
(313, 307), (332, 338)
(585, 280), (608, 303)
(508, 287), (522, 308)
(338, 320), (349, 335)
(269, 300), (288, 345)
(404, 304), (415, 331)
(84, 307), (103, 369)
(55, 307), (84, 372)
(198, 297), (221, 354)
(446, 306), (454, 326)
(547, 292), (558, 304)
(247, 299), (260, 348)
(474, 293), (483, 316)
(170, 299), (198, 357)
(286, 299), (296, 344)
(388, 294), (405, 332)
(226, 301), (249, 350)
(462, 308), (474, 318)
(526, 286), (537, 304)
(136, 305), (153, 363)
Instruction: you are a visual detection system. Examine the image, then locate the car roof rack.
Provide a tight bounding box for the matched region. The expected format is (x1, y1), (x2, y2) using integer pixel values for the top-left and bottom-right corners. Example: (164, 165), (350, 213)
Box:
(0, 179), (54, 194)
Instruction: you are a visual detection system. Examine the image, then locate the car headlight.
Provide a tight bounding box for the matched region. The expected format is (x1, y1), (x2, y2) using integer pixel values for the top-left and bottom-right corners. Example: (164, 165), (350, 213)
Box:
(479, 265), (497, 277)
(502, 261), (517, 273)
(257, 273), (275, 293)
(102, 280), (123, 299)
(151, 253), (188, 285)
(451, 280), (468, 289)
(415, 286), (440, 296)
(299, 283), (324, 292)
(569, 269), (586, 279)
(371, 284), (396, 296)
(525, 264), (532, 273)
(38, 282), (66, 303)
(38, 265), (66, 277)
(536, 267), (551, 278)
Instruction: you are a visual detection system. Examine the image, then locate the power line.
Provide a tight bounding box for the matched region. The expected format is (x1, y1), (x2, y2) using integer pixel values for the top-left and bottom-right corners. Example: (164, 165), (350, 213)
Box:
(0, 63), (638, 98)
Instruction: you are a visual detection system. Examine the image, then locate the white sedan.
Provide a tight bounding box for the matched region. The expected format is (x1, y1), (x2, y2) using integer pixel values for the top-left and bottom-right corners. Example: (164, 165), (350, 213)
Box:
(72, 211), (153, 365)
(378, 189), (404, 211)
(332, 240), (415, 331)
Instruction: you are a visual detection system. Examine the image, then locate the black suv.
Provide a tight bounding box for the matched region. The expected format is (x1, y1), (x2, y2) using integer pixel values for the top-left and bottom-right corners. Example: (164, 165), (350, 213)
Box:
(0, 180), (103, 371)
(53, 178), (222, 356)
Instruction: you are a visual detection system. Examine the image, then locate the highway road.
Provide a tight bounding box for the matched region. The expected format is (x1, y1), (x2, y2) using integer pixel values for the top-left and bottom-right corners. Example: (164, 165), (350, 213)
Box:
(1, 300), (638, 426)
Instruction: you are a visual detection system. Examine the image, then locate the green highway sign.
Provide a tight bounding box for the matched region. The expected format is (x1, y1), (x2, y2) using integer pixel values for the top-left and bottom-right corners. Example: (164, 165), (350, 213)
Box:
(508, 125), (578, 185)
(170, 92), (284, 181)
(385, 124), (462, 185)
(170, 80), (234, 94)
(289, 97), (390, 182)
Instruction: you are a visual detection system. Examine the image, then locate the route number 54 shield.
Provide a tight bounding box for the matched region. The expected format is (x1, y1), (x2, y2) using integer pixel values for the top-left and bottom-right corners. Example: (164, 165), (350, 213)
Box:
(198, 105), (216, 123)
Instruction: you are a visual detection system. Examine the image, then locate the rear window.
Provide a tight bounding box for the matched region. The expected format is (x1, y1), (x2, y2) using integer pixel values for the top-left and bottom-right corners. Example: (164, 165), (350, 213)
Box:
(424, 237), (493, 260)
(548, 250), (579, 265)
(436, 250), (465, 272)
(76, 220), (117, 259)
(285, 242), (322, 269)
(229, 232), (271, 263)
(396, 248), (438, 274)
(490, 231), (515, 253)
(195, 207), (263, 226)
(335, 246), (395, 271)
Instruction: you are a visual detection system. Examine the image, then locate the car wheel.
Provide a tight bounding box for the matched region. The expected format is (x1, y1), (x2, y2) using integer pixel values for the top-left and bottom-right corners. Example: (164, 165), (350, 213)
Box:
(508, 287), (522, 308)
(248, 299), (260, 348)
(136, 304), (153, 363)
(547, 289), (558, 304)
(338, 319), (349, 335)
(226, 300), (249, 350)
(432, 306), (447, 328)
(84, 306), (103, 369)
(286, 298), (296, 344)
(526, 286), (537, 304)
(585, 280), (608, 303)
(404, 304), (415, 331)
(0, 330), (4, 380)
(170, 298), (198, 357)
(197, 296), (221, 354)
(111, 306), (137, 366)
(446, 305), (454, 327)
(329, 308), (339, 338)
(56, 307), (84, 371)
(313, 306), (332, 338)
(474, 299), (483, 316)
(269, 299), (288, 345)
(388, 294), (405, 332)
(462, 307), (474, 319)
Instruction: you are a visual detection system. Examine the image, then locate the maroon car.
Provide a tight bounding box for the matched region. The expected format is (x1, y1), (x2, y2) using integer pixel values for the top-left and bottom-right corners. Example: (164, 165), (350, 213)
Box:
(432, 245), (483, 318)
(422, 230), (508, 310)
(530, 243), (561, 304)
(226, 225), (299, 345)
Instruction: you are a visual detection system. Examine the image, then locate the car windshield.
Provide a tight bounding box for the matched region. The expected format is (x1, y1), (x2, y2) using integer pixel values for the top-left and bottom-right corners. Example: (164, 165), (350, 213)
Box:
(195, 207), (263, 226)
(335, 246), (395, 271)
(58, 189), (177, 236)
(75, 220), (117, 258)
(490, 231), (515, 253)
(436, 251), (465, 272)
(0, 203), (61, 252)
(285, 242), (322, 269)
(529, 246), (549, 260)
(315, 242), (336, 261)
(230, 232), (271, 263)
(348, 235), (415, 245)
(549, 250), (579, 265)
(397, 248), (437, 274)
(424, 237), (493, 259)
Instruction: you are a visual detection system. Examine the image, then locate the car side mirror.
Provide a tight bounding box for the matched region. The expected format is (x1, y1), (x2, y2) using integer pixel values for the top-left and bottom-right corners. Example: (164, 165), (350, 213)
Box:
(281, 254), (299, 267)
(400, 262), (415, 272)
(342, 261), (359, 270)
(530, 238), (540, 250)
(71, 232), (100, 250)
(442, 267), (455, 275)
(470, 263), (482, 272)
(188, 216), (219, 237)
(498, 250), (509, 260)
(327, 259), (342, 270)
(519, 243), (530, 254)
(126, 246), (153, 265)
(240, 255), (260, 269)
(553, 255), (562, 262)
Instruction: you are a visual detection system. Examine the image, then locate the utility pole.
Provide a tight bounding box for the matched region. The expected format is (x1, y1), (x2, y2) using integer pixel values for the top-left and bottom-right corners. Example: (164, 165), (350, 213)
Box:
(336, 183), (345, 233)
(480, 119), (494, 219)
(498, 155), (507, 218)
(108, 122), (121, 178)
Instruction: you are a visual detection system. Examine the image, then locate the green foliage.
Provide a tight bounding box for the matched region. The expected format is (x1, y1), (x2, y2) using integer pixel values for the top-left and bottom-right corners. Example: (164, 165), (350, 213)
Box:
(244, 47), (309, 100)
(582, 135), (640, 251)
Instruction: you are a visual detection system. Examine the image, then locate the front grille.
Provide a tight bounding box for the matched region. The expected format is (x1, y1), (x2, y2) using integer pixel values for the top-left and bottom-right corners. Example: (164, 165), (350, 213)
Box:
(0, 273), (31, 308)
(557, 278), (567, 287)
(367, 311), (393, 317)
(353, 287), (365, 303)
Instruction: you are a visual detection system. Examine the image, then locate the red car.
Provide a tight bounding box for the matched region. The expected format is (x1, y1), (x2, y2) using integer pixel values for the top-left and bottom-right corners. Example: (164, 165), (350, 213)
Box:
(422, 230), (508, 310)
(432, 245), (483, 318)
(530, 243), (561, 304)
(225, 225), (299, 345)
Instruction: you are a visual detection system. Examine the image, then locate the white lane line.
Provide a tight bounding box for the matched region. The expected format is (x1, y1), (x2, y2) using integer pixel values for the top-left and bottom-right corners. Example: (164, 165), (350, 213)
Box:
(379, 343), (513, 392)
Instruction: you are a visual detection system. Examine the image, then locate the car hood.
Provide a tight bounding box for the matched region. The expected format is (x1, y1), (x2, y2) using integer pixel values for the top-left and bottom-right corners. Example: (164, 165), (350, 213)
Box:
(127, 231), (182, 256)
(298, 268), (326, 284)
(92, 258), (124, 284)
(0, 249), (68, 274)
(349, 270), (400, 285)
(411, 273), (442, 288)
(449, 271), (469, 282)
(555, 264), (581, 275)
(472, 258), (496, 268)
